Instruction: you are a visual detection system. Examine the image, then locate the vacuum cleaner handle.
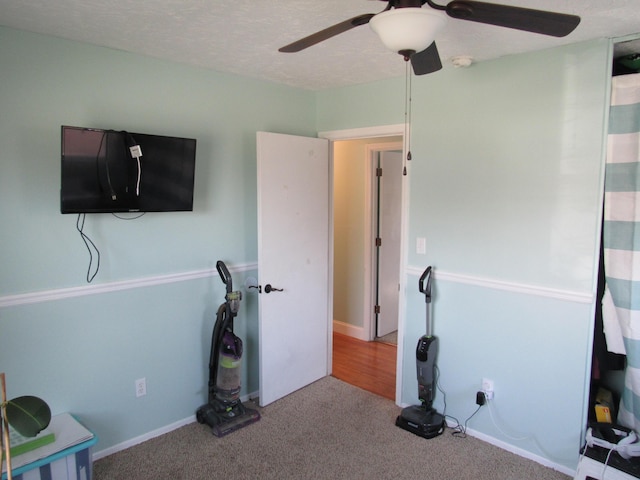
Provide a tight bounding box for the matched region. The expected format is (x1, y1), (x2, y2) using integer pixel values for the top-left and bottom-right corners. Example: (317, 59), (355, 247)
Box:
(216, 260), (233, 293)
(419, 266), (432, 304)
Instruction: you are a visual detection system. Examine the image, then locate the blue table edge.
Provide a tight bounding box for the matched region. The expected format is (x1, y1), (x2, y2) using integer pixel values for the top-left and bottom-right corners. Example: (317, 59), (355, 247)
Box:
(2, 416), (97, 480)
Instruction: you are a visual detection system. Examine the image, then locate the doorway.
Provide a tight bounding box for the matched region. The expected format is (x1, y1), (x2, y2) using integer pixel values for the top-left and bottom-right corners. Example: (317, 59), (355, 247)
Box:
(328, 132), (405, 401)
(332, 138), (403, 342)
(255, 127), (407, 406)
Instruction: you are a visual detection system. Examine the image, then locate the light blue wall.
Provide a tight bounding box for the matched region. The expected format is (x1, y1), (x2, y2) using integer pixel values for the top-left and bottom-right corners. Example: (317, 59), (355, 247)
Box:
(318, 39), (610, 470)
(404, 43), (608, 291)
(0, 27), (315, 450)
(0, 27), (316, 294)
(1, 24), (613, 471)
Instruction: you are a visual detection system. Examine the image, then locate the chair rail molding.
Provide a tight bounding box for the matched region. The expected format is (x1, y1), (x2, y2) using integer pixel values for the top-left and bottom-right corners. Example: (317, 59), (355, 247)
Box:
(0, 262), (258, 308)
(406, 266), (593, 304)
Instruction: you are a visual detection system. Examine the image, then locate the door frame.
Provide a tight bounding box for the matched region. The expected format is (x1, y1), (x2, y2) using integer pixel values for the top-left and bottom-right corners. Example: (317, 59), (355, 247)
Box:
(319, 124), (409, 405)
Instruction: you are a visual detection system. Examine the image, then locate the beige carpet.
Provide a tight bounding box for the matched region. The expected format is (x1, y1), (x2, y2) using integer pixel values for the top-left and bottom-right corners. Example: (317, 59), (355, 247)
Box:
(94, 377), (571, 479)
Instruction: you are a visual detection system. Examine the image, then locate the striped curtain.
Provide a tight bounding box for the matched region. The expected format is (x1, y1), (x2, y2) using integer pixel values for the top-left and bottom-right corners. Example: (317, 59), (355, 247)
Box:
(604, 73), (640, 431)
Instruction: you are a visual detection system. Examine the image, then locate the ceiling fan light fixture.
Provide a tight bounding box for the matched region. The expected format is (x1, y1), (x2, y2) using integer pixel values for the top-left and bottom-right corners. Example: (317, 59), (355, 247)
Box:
(369, 8), (447, 56)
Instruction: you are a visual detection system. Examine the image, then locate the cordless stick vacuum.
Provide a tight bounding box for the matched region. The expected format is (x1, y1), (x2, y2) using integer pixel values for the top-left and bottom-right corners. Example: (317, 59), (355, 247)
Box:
(396, 266), (446, 439)
(196, 260), (260, 437)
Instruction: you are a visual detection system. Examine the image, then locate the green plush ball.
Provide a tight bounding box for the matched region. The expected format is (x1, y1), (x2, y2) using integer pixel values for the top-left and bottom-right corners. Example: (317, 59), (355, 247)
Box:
(5, 396), (51, 437)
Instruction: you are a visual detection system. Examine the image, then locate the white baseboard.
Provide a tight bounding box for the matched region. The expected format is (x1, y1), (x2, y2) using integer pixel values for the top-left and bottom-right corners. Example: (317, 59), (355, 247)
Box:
(94, 393), (575, 478)
(450, 421), (576, 477)
(92, 415), (196, 461)
(93, 390), (259, 461)
(333, 320), (367, 341)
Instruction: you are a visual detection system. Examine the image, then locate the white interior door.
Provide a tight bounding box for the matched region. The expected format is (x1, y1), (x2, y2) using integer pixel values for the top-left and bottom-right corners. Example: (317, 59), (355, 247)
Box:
(256, 131), (330, 407)
(376, 150), (403, 337)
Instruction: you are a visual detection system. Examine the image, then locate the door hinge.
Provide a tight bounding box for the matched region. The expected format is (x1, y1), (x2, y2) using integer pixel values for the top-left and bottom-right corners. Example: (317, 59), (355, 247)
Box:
(374, 305), (381, 314)
(375, 237), (382, 247)
(376, 167), (382, 177)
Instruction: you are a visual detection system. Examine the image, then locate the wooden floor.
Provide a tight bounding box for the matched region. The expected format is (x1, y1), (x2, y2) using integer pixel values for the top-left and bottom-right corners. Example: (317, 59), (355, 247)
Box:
(331, 332), (396, 401)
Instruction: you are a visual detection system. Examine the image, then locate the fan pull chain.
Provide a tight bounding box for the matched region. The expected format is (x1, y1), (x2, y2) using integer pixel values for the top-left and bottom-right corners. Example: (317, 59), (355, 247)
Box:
(403, 60), (413, 176)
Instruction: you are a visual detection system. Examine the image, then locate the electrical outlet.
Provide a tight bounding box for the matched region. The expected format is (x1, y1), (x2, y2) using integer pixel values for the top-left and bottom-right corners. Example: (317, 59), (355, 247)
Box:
(135, 377), (147, 397)
(482, 378), (494, 400)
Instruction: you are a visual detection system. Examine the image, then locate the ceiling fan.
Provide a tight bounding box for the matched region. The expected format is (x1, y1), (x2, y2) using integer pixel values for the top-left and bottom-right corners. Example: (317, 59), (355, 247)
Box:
(279, 0), (581, 75)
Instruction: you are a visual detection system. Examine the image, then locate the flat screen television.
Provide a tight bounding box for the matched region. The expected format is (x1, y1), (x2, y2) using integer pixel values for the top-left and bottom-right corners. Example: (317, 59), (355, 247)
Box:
(60, 126), (197, 213)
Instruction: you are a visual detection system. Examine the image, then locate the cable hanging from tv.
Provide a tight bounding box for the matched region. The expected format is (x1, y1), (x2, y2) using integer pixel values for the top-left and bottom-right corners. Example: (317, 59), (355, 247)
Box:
(62, 125), (197, 282)
(76, 213), (100, 283)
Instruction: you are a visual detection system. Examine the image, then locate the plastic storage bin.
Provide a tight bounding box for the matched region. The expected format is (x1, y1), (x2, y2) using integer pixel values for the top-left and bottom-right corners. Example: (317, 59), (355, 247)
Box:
(574, 445), (640, 480)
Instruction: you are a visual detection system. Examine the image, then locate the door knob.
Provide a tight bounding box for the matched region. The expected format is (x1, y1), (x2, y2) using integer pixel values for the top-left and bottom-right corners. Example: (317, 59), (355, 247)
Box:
(264, 284), (283, 294)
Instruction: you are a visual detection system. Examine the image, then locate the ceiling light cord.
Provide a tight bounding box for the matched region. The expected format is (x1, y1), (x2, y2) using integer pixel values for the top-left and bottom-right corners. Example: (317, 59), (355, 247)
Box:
(403, 59), (413, 176)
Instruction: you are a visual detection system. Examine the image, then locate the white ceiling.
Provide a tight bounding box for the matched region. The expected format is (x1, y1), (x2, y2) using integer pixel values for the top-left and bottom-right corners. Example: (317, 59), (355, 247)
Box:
(1, 0), (640, 90)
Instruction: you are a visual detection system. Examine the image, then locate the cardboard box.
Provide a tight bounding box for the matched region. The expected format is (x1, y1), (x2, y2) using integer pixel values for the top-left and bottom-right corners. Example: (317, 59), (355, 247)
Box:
(595, 387), (616, 423)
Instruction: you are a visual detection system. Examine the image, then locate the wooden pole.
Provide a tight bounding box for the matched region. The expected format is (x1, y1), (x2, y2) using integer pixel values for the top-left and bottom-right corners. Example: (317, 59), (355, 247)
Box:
(1, 373), (13, 480)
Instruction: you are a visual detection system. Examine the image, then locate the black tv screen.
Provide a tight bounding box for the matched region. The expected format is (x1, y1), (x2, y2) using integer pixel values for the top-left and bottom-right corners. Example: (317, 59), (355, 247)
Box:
(61, 126), (196, 213)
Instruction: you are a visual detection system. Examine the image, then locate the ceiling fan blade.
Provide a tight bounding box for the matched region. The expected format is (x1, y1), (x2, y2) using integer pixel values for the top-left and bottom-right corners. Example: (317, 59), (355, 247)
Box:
(279, 14), (375, 53)
(411, 42), (442, 75)
(445, 1), (580, 37)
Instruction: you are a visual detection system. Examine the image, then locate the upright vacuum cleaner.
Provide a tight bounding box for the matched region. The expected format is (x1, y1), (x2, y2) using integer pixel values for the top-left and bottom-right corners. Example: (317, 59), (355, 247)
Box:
(196, 260), (260, 437)
(396, 266), (446, 439)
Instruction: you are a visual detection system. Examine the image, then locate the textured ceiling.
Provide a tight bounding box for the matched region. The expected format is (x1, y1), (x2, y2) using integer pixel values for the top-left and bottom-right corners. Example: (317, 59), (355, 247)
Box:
(1, 0), (640, 90)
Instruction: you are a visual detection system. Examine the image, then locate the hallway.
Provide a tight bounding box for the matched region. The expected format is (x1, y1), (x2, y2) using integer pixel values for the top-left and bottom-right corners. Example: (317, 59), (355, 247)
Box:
(331, 332), (396, 401)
